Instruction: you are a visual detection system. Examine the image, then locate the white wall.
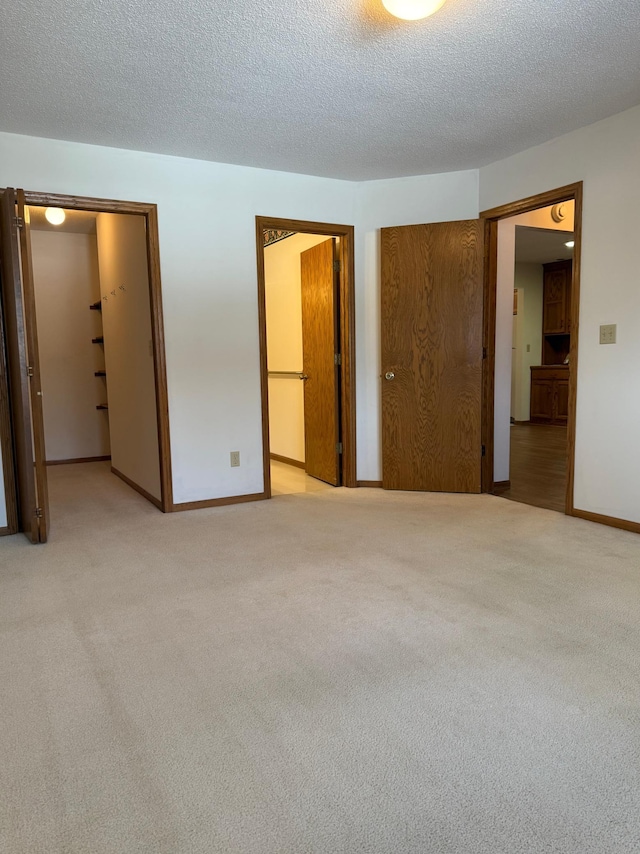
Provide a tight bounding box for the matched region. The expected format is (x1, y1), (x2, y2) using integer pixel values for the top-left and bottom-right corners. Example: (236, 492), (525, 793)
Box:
(97, 213), (161, 500)
(0, 132), (360, 505)
(481, 104), (640, 523)
(30, 230), (110, 461)
(265, 233), (328, 464)
(0, 132), (479, 507)
(4, 104), (637, 523)
(354, 171), (480, 481)
(513, 264), (544, 422)
(495, 219), (517, 482)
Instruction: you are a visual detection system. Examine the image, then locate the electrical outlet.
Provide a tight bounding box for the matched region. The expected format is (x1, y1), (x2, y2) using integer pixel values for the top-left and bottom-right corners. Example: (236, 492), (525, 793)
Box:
(600, 324), (617, 345)
(230, 451), (240, 467)
(526, 344), (531, 353)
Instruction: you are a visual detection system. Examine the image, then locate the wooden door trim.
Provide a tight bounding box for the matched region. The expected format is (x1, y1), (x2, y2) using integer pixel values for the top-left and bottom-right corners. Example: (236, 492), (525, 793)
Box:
(255, 217), (357, 497)
(0, 190), (26, 534)
(480, 181), (583, 518)
(0, 195), (19, 532)
(18, 190), (174, 514)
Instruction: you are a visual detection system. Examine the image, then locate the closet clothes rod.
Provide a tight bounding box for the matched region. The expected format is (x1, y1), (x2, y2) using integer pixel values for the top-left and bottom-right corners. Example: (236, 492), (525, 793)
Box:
(268, 370), (307, 379)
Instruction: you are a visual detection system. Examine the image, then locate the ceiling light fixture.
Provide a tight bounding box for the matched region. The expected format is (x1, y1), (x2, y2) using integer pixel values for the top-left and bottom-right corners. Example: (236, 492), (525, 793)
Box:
(565, 240), (575, 248)
(45, 207), (66, 226)
(382, 0), (447, 20)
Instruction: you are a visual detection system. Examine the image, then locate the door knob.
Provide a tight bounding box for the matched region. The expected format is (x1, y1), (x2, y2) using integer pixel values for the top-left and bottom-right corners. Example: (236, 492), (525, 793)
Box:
(385, 371), (395, 381)
(300, 374), (309, 381)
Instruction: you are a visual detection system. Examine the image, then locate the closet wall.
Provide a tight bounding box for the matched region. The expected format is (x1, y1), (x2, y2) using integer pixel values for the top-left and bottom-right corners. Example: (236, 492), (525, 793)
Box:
(31, 228), (109, 461)
(264, 233), (328, 465)
(96, 212), (161, 501)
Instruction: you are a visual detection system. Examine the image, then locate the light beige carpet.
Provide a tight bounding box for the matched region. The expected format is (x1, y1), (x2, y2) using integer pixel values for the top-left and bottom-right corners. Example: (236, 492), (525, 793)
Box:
(1, 462), (639, 853)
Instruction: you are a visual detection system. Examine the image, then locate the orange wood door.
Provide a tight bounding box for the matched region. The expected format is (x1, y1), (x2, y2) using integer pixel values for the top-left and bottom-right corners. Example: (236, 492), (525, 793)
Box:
(381, 220), (484, 493)
(301, 238), (340, 485)
(0, 189), (49, 542)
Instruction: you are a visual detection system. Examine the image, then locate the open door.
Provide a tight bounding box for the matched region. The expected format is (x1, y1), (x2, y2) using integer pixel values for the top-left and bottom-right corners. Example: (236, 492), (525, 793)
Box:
(381, 220), (484, 493)
(300, 238), (340, 486)
(0, 189), (49, 542)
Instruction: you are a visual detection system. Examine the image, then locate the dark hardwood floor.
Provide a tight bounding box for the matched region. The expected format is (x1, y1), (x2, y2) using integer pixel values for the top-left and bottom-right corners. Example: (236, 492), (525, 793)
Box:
(494, 424), (567, 513)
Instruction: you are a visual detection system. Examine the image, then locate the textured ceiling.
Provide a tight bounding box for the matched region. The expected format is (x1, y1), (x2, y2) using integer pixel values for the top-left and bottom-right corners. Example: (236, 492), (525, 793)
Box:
(515, 226), (574, 265)
(2, 0), (640, 180)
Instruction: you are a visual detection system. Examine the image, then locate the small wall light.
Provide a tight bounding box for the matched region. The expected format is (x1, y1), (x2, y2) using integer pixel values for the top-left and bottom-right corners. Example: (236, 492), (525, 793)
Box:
(565, 241), (575, 248)
(382, 0), (447, 20)
(45, 207), (66, 226)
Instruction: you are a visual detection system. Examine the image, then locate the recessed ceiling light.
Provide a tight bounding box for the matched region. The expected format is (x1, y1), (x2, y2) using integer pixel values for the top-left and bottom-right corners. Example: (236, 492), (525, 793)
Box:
(382, 0), (447, 20)
(45, 207), (66, 226)
(565, 240), (575, 248)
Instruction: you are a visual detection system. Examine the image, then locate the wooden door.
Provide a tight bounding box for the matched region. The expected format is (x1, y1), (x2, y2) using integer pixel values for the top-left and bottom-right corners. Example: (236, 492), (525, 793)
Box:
(0, 189), (49, 542)
(301, 238), (340, 485)
(381, 221), (484, 493)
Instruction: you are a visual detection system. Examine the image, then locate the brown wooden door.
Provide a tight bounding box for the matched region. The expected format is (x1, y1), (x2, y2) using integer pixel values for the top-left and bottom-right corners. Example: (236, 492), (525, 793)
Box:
(0, 189), (49, 542)
(381, 220), (484, 493)
(301, 238), (340, 485)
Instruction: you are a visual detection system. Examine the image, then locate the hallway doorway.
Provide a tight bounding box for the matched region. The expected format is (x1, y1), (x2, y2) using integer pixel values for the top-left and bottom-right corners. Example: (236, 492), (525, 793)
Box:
(481, 184), (582, 515)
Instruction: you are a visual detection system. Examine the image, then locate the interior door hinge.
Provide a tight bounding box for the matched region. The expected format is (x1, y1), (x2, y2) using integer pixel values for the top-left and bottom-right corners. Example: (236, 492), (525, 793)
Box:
(333, 259), (341, 273)
(26, 365), (34, 378)
(336, 442), (343, 454)
(482, 445), (486, 457)
(13, 215), (24, 228)
(334, 353), (342, 366)
(35, 507), (43, 519)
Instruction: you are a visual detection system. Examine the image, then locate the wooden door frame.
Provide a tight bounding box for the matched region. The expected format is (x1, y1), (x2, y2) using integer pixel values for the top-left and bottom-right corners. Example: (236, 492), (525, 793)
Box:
(0, 189), (173, 525)
(255, 216), (356, 496)
(480, 182), (583, 516)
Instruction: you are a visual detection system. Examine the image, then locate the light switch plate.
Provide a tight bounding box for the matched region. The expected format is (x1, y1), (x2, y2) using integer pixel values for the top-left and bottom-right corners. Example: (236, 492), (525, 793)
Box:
(230, 451), (240, 467)
(600, 324), (617, 345)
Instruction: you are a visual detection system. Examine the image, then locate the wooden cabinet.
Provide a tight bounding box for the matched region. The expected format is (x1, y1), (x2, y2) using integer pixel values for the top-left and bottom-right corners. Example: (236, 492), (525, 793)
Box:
(541, 260), (572, 365)
(530, 366), (569, 425)
(543, 260), (572, 335)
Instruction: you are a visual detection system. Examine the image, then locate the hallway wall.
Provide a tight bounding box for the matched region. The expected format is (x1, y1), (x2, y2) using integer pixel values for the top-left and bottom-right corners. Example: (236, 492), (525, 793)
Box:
(97, 212), (161, 501)
(30, 230), (109, 462)
(264, 233), (328, 465)
(512, 263), (544, 423)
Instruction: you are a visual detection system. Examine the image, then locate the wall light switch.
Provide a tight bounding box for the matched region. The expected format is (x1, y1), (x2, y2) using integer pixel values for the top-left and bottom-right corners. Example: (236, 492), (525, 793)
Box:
(526, 344), (531, 353)
(600, 324), (617, 345)
(230, 451), (240, 467)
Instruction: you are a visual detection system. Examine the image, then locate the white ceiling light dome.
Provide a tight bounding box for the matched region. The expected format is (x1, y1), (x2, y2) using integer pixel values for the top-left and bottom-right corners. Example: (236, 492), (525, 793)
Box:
(45, 207), (66, 225)
(382, 0), (447, 20)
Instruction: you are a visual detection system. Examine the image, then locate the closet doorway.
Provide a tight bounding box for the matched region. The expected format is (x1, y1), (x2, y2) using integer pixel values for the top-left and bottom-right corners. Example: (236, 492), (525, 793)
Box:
(255, 217), (356, 497)
(0, 189), (172, 543)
